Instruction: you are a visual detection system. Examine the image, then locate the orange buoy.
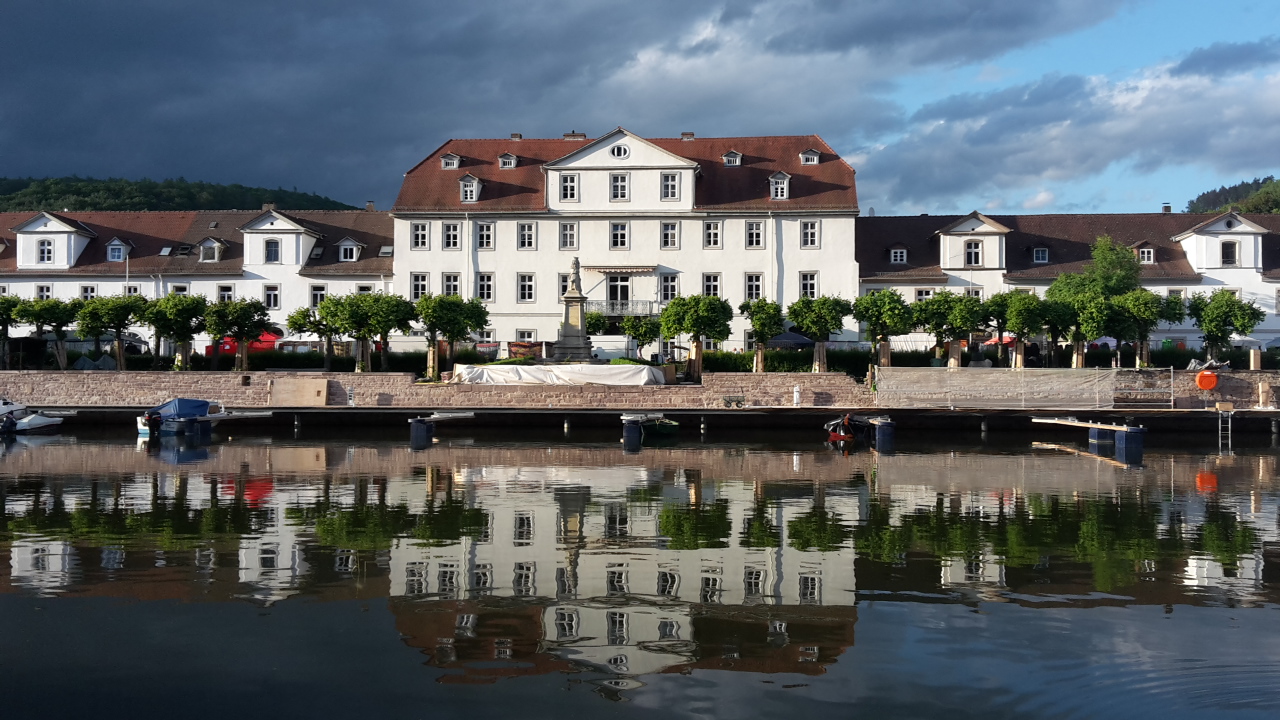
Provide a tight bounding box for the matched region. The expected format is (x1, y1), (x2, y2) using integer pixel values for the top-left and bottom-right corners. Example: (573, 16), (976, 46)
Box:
(1196, 470), (1218, 493)
(1196, 370), (1218, 390)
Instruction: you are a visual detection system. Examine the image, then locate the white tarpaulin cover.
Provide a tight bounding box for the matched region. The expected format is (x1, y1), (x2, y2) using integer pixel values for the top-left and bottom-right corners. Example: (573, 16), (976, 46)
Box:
(876, 367), (1117, 409)
(449, 363), (665, 385)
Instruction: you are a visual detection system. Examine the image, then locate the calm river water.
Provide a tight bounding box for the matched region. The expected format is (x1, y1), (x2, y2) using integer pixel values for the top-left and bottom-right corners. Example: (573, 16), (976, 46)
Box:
(0, 427), (1277, 719)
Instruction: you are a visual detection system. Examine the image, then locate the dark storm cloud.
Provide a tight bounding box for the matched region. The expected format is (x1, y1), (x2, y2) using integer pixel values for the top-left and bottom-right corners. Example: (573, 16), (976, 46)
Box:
(1171, 36), (1280, 77)
(0, 0), (1128, 207)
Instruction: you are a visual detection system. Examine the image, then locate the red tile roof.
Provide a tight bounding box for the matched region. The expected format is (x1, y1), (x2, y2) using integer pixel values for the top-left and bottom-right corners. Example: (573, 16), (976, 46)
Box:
(858, 213), (1216, 284)
(0, 210), (393, 278)
(391, 134), (858, 213)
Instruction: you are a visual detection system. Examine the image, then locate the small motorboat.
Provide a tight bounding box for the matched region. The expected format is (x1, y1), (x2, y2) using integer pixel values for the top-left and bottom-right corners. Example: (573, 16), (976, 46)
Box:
(136, 398), (230, 437)
(0, 399), (65, 434)
(621, 413), (680, 439)
(824, 414), (876, 446)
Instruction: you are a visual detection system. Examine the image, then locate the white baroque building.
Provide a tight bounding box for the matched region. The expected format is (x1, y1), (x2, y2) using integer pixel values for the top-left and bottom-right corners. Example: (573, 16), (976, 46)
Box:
(389, 128), (861, 352)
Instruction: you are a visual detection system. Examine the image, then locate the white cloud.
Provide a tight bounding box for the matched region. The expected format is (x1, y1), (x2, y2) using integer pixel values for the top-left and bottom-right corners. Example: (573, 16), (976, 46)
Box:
(1022, 190), (1056, 209)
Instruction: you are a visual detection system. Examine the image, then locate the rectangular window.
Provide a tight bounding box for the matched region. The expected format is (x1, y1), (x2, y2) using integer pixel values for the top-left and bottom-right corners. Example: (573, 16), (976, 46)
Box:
(745, 330), (756, 350)
(660, 275), (678, 303)
(555, 609), (579, 640)
(1139, 247), (1154, 264)
(607, 611), (628, 645)
(264, 239), (280, 263)
(310, 285), (326, 308)
(799, 575), (820, 604)
(356, 285), (372, 294)
(657, 571), (679, 597)
(411, 273), (429, 301)
(746, 221), (763, 248)
(36, 285), (51, 300)
(443, 273), (460, 297)
(200, 244), (218, 262)
(1033, 247), (1049, 263)
(461, 181), (477, 203)
(703, 273), (720, 297)
(38, 240), (54, 263)
(560, 174), (578, 202)
(610, 222), (629, 249)
(514, 512), (533, 544)
(125, 285), (140, 296)
(744, 569), (764, 597)
(263, 285), (280, 310)
(745, 273), (762, 301)
(916, 289), (933, 302)
(411, 223), (429, 250)
(800, 273), (818, 299)
(771, 177), (789, 200)
(704, 221), (721, 248)
(801, 221), (819, 248)
(475, 223), (494, 250)
(559, 273), (569, 300)
(517, 330), (535, 342)
(476, 329), (494, 343)
(701, 576), (722, 604)
(80, 285), (96, 301)
(661, 222), (679, 249)
(1221, 242), (1238, 266)
(171, 285), (188, 296)
(517, 223), (536, 250)
(340, 245), (356, 261)
(217, 285), (233, 302)
(891, 248), (908, 264)
(108, 245), (124, 262)
(0, 285), (8, 296)
(513, 562), (535, 596)
(1169, 288), (1185, 301)
(517, 273), (535, 303)
(442, 223), (460, 250)
(965, 241), (982, 266)
(965, 287), (982, 299)
(475, 273), (493, 302)
(606, 569), (629, 596)
(559, 222), (577, 250)
(661, 173), (679, 200)
(610, 173), (629, 201)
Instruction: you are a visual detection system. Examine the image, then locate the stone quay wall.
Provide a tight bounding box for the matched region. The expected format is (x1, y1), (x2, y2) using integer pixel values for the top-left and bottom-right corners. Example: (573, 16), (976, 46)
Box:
(0, 370), (876, 411)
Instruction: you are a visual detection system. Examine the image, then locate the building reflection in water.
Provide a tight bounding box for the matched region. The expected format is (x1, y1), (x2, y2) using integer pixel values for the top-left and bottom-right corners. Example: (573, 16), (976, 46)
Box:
(1, 439), (1277, 685)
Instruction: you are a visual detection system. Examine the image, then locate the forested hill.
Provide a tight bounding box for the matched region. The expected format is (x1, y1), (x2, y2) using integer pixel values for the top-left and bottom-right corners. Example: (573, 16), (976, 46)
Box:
(1185, 176), (1275, 213)
(0, 177), (357, 212)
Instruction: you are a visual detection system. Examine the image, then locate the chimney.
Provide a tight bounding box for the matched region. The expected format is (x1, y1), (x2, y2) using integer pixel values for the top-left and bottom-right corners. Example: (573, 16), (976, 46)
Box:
(262, 202), (276, 211)
(563, 130), (587, 140)
(510, 133), (522, 140)
(1162, 202), (1172, 213)
(681, 132), (695, 140)
(365, 201), (376, 212)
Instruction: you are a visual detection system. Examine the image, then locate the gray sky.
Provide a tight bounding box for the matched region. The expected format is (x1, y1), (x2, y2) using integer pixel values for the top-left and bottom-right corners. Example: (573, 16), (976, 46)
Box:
(3, 0), (1279, 214)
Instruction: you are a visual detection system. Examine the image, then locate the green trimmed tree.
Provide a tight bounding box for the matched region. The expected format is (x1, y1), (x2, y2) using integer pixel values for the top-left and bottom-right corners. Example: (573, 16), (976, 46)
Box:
(620, 315), (662, 360)
(1040, 299), (1078, 367)
(912, 291), (983, 362)
(143, 294), (208, 370)
(982, 292), (1016, 366)
(364, 293), (417, 371)
(737, 298), (785, 372)
(78, 295), (147, 366)
(659, 295), (734, 382)
(0, 295), (21, 369)
(207, 299), (273, 371)
(584, 311), (609, 337)
(786, 295), (854, 372)
(318, 294), (376, 371)
(1188, 289), (1265, 359)
(415, 294), (489, 377)
(1004, 293), (1044, 367)
(286, 306), (339, 371)
(17, 298), (84, 370)
(851, 289), (913, 366)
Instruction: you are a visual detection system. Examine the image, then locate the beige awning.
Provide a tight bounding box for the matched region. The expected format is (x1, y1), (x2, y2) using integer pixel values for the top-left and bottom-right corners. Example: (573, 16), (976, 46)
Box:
(581, 265), (658, 274)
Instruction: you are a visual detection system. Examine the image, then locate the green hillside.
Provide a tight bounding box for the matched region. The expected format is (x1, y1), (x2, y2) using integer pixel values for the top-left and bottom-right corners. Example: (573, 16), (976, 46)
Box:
(1186, 176), (1278, 214)
(0, 176), (356, 212)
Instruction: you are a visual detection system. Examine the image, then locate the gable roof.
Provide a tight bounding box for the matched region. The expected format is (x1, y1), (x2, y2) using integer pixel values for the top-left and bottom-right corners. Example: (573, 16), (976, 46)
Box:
(10, 211), (99, 237)
(0, 210), (393, 278)
(542, 127), (698, 168)
(392, 132), (858, 213)
(1173, 211), (1270, 239)
(858, 213), (1219, 284)
(936, 211), (1011, 235)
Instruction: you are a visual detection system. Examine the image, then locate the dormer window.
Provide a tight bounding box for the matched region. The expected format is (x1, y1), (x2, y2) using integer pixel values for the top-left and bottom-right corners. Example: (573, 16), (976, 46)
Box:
(799, 149), (820, 165)
(106, 238), (131, 263)
(38, 239), (53, 263)
(499, 153), (517, 169)
(1221, 240), (1238, 267)
(441, 153), (460, 169)
(722, 151), (741, 167)
(1139, 248), (1154, 264)
(459, 174), (481, 203)
(769, 172), (790, 201)
(890, 248), (907, 264)
(337, 237), (364, 262)
(1033, 247), (1049, 263)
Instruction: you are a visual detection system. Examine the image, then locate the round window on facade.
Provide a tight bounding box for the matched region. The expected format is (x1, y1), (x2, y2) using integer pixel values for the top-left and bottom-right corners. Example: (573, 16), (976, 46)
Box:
(610, 144), (630, 159)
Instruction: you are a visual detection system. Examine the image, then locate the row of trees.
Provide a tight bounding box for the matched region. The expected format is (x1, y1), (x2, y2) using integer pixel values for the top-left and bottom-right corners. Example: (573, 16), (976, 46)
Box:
(848, 236), (1266, 367)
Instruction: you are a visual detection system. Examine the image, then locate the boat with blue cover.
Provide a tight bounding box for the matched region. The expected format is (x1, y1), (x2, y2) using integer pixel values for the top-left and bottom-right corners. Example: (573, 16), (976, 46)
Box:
(136, 399), (229, 437)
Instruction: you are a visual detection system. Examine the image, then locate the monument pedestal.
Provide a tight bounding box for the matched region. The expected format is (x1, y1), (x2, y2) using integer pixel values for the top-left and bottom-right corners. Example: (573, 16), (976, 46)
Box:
(553, 258), (593, 362)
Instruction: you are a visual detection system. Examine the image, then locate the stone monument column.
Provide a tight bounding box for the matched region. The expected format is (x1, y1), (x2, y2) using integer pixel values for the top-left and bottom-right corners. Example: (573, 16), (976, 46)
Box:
(553, 257), (593, 361)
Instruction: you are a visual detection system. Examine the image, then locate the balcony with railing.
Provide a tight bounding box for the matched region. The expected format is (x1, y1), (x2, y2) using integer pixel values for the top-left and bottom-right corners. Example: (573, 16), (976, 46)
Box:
(585, 300), (654, 316)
